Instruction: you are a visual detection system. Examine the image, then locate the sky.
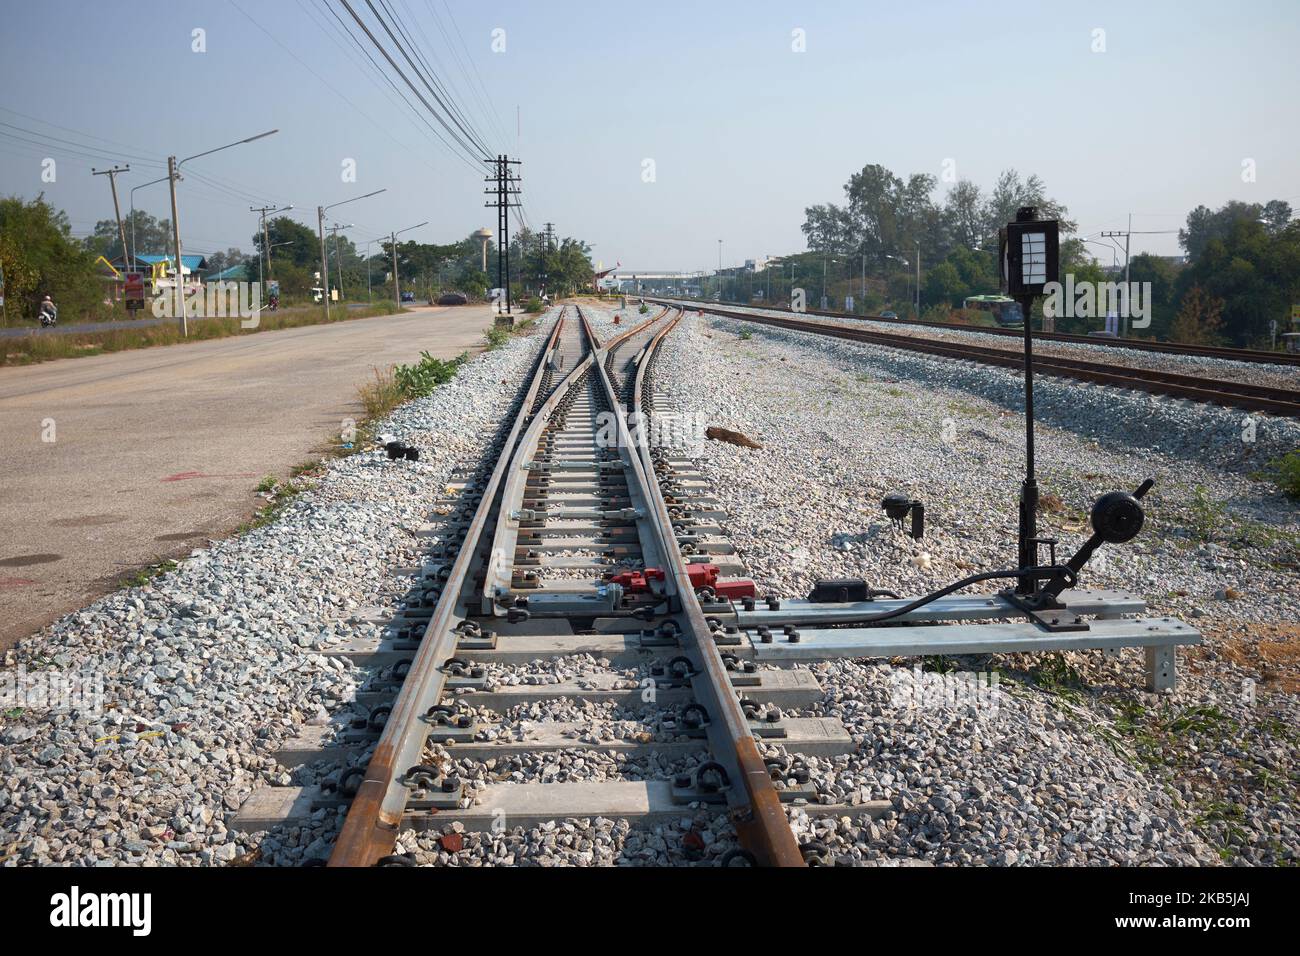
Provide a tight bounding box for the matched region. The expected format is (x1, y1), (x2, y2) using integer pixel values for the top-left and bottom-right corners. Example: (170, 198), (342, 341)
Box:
(1, 0), (1298, 273)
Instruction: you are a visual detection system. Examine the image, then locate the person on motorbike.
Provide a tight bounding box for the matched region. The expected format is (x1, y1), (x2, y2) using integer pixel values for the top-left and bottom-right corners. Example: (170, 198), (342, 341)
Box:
(39, 295), (58, 327)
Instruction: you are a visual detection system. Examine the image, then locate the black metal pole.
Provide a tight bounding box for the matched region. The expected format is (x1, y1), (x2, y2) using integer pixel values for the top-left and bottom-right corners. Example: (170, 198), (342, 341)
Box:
(503, 160), (512, 316)
(497, 157), (505, 313)
(1016, 290), (1038, 594)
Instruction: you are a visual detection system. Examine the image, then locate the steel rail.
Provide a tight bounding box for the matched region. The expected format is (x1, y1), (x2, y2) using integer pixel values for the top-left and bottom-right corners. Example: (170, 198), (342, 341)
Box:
(479, 348), (600, 606)
(647, 297), (1300, 367)
(329, 312), (574, 867)
(583, 305), (806, 867)
(667, 303), (1300, 418)
(330, 307), (679, 866)
(480, 308), (674, 606)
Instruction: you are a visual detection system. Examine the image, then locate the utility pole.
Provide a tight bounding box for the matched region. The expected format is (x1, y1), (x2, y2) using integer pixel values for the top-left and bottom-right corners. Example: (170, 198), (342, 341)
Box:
(541, 222), (556, 298)
(317, 189), (386, 321)
(251, 204), (292, 280)
(252, 205), (275, 280)
(1102, 214), (1133, 337)
(365, 240), (373, 301)
(167, 156), (187, 337)
(391, 232), (399, 307)
(317, 205), (330, 318)
(328, 222), (352, 300)
(1095, 218), (1179, 338)
(166, 130), (280, 337)
(483, 155), (521, 315)
(389, 221), (428, 309)
(91, 165), (130, 281)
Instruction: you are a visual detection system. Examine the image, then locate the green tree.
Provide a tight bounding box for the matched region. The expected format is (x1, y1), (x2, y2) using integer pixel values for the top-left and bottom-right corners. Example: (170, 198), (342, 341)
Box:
(83, 209), (174, 265)
(802, 164), (1074, 293)
(1124, 253), (1180, 339)
(0, 194), (103, 320)
(1179, 199), (1293, 261)
(1169, 286), (1225, 345)
(1175, 209), (1299, 346)
(923, 261), (965, 306)
(258, 216), (320, 272)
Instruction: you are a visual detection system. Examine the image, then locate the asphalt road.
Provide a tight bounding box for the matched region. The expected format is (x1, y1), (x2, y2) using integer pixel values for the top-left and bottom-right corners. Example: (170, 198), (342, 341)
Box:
(0, 303), (495, 651)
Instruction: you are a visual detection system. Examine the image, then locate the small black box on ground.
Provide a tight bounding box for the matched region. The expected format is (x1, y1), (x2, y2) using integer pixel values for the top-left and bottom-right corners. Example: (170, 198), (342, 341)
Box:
(807, 579), (869, 603)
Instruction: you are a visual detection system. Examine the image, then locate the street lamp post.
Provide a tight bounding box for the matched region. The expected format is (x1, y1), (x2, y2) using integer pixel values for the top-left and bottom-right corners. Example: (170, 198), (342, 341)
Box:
(885, 254), (909, 313)
(390, 221), (429, 308)
(257, 241), (294, 297)
(318, 189), (386, 320)
(252, 203), (293, 279)
(915, 241), (921, 317)
(365, 240), (374, 301)
(129, 174), (170, 272)
(717, 239), (722, 301)
(328, 222), (354, 300)
(168, 129), (278, 336)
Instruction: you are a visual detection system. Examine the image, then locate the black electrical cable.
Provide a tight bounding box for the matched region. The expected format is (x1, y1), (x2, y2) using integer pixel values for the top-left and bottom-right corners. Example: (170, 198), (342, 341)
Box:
(840, 565), (1076, 625)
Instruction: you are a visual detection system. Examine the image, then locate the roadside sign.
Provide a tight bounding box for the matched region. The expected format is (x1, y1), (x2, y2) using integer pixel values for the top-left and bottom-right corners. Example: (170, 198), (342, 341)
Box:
(845, 295), (854, 312)
(124, 272), (146, 312)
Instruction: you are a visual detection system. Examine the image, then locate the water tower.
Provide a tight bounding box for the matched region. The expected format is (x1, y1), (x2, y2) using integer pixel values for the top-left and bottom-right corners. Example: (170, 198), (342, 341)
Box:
(473, 228), (492, 272)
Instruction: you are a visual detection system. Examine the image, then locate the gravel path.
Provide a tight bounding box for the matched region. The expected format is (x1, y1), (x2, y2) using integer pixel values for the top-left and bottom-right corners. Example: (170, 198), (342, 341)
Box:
(5, 302), (1292, 867)
(674, 301), (1300, 391)
(0, 313), (556, 866)
(654, 312), (1299, 866)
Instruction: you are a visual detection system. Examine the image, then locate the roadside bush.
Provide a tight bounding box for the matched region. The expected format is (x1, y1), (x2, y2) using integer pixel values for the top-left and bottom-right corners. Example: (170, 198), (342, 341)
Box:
(1269, 450), (1300, 498)
(356, 365), (402, 420)
(393, 350), (468, 398)
(0, 195), (103, 323)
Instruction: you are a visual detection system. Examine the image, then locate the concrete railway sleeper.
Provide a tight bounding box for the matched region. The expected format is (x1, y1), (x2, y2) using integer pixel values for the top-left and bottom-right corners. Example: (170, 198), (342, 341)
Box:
(281, 304), (819, 866)
(229, 301), (1201, 867)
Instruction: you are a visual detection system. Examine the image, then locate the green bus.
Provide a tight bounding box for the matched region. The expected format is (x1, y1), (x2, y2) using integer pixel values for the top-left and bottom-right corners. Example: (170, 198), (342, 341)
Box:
(963, 294), (1023, 327)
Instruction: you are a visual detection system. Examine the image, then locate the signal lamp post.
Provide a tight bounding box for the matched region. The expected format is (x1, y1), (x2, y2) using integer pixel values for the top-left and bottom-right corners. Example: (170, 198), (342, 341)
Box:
(999, 206), (1060, 594)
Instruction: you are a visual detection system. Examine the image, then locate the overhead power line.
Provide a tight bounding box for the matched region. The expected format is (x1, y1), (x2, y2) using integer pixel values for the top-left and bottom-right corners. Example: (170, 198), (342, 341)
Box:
(336, 0), (489, 169)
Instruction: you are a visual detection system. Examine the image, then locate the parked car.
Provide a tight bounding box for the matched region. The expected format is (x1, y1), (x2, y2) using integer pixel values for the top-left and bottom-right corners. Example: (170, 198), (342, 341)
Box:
(879, 310), (898, 319)
(437, 291), (469, 305)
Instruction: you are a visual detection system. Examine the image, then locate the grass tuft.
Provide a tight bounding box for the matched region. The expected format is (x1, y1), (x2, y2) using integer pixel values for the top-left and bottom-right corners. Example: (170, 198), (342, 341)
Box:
(122, 559), (178, 588)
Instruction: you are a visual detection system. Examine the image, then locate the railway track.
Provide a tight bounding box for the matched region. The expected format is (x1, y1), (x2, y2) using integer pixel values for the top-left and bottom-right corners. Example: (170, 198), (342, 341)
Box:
(654, 301), (1300, 418)
(309, 304), (833, 866)
(655, 299), (1300, 367)
(214, 299), (1206, 866)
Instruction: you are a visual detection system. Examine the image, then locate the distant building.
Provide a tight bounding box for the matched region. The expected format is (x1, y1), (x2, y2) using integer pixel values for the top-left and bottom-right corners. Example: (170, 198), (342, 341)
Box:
(109, 254), (208, 293)
(206, 262), (254, 283)
(1100, 254), (1185, 277)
